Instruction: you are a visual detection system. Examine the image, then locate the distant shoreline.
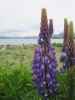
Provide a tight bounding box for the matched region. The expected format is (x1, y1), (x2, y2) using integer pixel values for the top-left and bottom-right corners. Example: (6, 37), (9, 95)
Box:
(0, 38), (63, 45)
(0, 37), (63, 39)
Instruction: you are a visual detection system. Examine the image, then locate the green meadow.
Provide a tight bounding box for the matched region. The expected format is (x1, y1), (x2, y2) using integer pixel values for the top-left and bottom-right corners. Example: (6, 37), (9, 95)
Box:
(0, 44), (75, 100)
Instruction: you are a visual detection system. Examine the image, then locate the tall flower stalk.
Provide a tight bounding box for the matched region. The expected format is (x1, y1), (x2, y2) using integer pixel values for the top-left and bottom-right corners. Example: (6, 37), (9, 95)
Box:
(67, 21), (75, 68)
(63, 19), (69, 49)
(66, 21), (75, 100)
(60, 19), (69, 69)
(32, 8), (58, 100)
(48, 19), (53, 40)
(68, 21), (75, 62)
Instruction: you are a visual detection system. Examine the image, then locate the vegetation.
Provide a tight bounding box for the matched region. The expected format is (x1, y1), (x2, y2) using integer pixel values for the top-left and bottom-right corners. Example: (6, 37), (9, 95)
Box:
(0, 44), (74, 100)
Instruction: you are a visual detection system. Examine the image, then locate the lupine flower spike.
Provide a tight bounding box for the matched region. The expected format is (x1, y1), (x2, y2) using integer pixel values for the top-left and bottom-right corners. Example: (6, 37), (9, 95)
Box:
(32, 8), (58, 99)
(59, 19), (70, 72)
(63, 19), (69, 49)
(61, 19), (68, 62)
(67, 21), (75, 100)
(48, 19), (53, 40)
(68, 21), (75, 67)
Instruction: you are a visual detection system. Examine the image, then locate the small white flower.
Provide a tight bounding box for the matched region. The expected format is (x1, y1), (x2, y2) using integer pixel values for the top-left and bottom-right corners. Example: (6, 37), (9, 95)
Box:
(41, 38), (44, 42)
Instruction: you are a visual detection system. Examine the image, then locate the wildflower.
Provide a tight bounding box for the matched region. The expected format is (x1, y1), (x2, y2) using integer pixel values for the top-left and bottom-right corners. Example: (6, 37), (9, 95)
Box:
(32, 8), (58, 99)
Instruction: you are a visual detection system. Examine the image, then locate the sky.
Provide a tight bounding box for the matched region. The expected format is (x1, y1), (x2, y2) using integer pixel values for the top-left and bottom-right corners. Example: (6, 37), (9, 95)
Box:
(0, 0), (74, 36)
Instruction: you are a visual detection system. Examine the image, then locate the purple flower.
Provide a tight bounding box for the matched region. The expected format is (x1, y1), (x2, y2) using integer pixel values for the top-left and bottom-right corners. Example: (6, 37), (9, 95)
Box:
(32, 8), (58, 99)
(32, 46), (58, 97)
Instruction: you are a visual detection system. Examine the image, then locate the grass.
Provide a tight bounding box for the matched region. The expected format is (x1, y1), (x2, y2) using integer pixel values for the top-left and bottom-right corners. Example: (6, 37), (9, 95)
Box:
(0, 44), (74, 100)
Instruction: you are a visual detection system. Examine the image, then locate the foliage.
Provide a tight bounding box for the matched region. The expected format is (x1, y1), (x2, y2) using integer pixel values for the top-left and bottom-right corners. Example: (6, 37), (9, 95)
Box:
(0, 45), (75, 100)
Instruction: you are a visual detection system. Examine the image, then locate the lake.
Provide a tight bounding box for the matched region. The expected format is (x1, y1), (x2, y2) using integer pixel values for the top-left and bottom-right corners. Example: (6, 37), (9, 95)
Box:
(0, 38), (63, 45)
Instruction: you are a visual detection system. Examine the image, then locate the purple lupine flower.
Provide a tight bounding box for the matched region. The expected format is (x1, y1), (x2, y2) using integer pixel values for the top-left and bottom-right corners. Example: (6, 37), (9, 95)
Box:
(67, 21), (75, 66)
(60, 19), (69, 62)
(32, 45), (58, 97)
(61, 21), (75, 72)
(32, 8), (58, 99)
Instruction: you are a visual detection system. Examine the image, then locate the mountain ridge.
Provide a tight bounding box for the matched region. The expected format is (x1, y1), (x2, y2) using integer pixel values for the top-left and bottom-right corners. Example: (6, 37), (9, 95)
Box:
(0, 32), (75, 39)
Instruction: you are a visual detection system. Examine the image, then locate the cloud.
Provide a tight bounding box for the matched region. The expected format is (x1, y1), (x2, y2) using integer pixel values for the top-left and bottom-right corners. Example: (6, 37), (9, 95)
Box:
(0, 0), (74, 36)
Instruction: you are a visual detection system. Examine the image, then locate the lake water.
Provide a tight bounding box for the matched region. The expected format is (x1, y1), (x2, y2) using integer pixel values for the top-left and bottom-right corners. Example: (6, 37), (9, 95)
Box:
(0, 38), (63, 45)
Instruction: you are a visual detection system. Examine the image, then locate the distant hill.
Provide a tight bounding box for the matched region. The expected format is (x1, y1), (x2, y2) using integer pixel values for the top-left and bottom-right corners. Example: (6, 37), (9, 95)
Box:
(53, 32), (75, 39)
(0, 32), (75, 39)
(52, 32), (64, 39)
